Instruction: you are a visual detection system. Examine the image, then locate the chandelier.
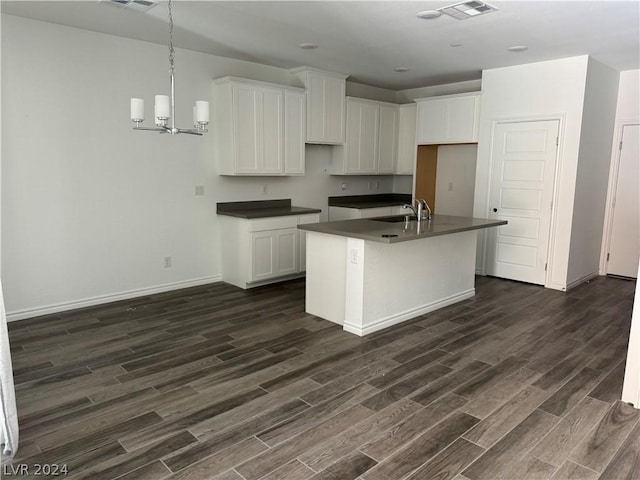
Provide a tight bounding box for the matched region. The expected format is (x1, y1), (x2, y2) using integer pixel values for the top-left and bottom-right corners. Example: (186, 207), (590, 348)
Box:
(129, 0), (209, 135)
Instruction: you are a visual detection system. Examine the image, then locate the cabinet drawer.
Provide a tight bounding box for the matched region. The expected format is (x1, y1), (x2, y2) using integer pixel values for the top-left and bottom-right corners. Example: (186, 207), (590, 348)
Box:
(359, 207), (393, 218)
(248, 216), (298, 232)
(298, 213), (320, 225)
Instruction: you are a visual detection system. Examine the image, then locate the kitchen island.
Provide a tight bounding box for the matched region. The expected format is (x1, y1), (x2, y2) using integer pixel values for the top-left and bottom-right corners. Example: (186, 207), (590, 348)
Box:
(298, 215), (506, 336)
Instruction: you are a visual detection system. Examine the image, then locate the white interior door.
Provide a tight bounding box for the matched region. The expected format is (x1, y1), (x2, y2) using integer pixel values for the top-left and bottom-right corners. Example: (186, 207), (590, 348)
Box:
(486, 119), (559, 285)
(607, 124), (640, 278)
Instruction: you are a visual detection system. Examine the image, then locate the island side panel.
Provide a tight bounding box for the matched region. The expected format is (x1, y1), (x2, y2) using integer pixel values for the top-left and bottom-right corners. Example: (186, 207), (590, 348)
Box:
(344, 230), (477, 336)
(305, 231), (348, 325)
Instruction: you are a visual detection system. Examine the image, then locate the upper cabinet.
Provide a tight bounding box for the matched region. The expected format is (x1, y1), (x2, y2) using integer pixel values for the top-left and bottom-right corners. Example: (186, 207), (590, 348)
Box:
(291, 67), (348, 145)
(378, 104), (399, 174)
(415, 92), (481, 144)
(284, 90), (305, 175)
(396, 104), (417, 175)
(213, 77), (305, 176)
(329, 97), (399, 175)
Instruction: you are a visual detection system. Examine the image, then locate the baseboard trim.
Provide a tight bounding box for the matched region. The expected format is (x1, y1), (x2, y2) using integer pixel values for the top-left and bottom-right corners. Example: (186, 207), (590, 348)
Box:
(343, 288), (475, 337)
(566, 271), (600, 291)
(6, 275), (222, 322)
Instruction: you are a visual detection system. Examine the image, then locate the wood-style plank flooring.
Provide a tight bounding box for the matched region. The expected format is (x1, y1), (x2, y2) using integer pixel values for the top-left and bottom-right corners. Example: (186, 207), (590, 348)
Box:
(3, 275), (639, 480)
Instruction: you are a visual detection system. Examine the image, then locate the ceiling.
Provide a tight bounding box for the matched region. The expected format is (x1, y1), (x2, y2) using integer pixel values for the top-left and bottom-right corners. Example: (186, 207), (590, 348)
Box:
(2, 1), (639, 90)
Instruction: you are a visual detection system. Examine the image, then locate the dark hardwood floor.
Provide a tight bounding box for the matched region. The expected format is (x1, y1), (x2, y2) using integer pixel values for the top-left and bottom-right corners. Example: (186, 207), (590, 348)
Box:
(3, 275), (638, 480)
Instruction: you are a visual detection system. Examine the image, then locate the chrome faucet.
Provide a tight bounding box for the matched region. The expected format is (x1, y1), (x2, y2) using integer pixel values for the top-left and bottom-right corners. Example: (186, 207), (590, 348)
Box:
(403, 198), (432, 222)
(402, 202), (419, 220)
(416, 198), (432, 220)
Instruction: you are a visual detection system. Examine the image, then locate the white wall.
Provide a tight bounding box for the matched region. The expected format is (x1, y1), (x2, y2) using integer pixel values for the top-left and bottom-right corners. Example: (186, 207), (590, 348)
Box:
(614, 70), (640, 120)
(605, 70), (640, 408)
(473, 56), (589, 288)
(1, 15), (408, 320)
(600, 70), (640, 274)
(434, 145), (477, 217)
(566, 59), (619, 287)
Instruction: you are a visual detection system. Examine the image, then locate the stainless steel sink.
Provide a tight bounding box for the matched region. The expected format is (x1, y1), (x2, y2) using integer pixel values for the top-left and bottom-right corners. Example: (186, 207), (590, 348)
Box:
(371, 215), (415, 223)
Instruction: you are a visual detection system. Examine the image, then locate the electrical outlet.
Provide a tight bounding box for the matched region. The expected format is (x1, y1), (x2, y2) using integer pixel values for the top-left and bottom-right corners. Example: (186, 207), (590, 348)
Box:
(195, 185), (205, 196)
(350, 248), (358, 264)
(262, 184), (268, 194)
(164, 256), (172, 268)
(375, 180), (380, 190)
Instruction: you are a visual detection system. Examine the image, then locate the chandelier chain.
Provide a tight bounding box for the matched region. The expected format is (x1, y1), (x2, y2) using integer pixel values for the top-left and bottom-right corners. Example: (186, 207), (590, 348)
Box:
(168, 0), (175, 75)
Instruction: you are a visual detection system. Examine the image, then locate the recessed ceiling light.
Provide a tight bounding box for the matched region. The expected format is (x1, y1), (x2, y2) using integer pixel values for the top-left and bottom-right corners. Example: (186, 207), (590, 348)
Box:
(394, 67), (410, 72)
(417, 10), (442, 19)
(507, 45), (528, 52)
(298, 43), (318, 50)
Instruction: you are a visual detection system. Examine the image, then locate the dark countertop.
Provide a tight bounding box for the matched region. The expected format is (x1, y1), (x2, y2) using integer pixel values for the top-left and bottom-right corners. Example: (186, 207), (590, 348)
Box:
(298, 214), (507, 244)
(217, 199), (321, 219)
(328, 193), (412, 209)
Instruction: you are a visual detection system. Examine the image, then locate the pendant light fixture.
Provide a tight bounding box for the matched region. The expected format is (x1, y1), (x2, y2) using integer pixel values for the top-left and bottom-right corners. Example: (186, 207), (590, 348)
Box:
(130, 0), (209, 135)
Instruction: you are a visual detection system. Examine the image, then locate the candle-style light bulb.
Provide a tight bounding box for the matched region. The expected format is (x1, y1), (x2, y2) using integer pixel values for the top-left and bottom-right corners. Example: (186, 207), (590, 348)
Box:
(130, 98), (145, 122)
(196, 101), (210, 124)
(155, 95), (170, 123)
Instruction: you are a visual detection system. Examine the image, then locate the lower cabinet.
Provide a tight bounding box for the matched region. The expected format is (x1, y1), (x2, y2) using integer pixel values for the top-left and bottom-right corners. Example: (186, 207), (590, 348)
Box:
(251, 228), (299, 281)
(328, 205), (407, 221)
(220, 213), (320, 289)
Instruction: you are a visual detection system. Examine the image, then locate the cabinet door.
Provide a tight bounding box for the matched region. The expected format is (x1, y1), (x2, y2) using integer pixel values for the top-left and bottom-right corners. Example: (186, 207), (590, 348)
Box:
(306, 74), (326, 143)
(324, 76), (346, 144)
(345, 100), (379, 174)
(359, 207), (393, 218)
(396, 105), (417, 175)
(276, 228), (298, 276)
(251, 231), (276, 281)
(305, 73), (346, 144)
(284, 90), (305, 175)
(260, 87), (284, 173)
(417, 98), (446, 145)
(378, 105), (399, 174)
(444, 95), (480, 143)
(417, 94), (480, 144)
(251, 228), (298, 281)
(233, 84), (261, 173)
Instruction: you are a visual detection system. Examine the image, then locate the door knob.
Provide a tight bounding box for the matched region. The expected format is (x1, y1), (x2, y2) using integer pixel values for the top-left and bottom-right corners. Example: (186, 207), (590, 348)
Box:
(492, 208), (498, 213)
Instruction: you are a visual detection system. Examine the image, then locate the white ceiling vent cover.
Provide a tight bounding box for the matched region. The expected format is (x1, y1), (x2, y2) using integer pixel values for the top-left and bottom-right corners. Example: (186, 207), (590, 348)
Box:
(438, 1), (497, 20)
(101, 0), (158, 12)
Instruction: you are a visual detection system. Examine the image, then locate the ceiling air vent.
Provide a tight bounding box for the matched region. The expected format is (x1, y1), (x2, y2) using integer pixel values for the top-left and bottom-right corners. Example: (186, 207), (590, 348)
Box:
(101, 0), (158, 12)
(438, 1), (497, 20)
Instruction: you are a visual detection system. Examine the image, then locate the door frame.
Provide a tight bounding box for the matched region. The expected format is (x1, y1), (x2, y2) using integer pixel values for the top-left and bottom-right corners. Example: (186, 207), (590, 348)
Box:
(599, 120), (640, 275)
(480, 114), (565, 289)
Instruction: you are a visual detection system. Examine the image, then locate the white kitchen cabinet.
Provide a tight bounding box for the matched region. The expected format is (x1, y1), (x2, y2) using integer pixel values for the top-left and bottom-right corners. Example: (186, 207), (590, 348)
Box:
(378, 104), (399, 174)
(213, 77), (305, 175)
(345, 98), (379, 174)
(416, 92), (481, 144)
(330, 98), (399, 175)
(396, 104), (417, 175)
(219, 213), (320, 289)
(251, 228), (298, 281)
(291, 67), (348, 145)
(284, 90), (305, 175)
